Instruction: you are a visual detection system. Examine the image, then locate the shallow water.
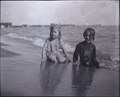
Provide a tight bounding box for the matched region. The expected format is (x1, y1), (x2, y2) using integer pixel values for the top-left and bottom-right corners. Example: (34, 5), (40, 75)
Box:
(1, 25), (119, 71)
(1, 58), (119, 96)
(1, 31), (119, 96)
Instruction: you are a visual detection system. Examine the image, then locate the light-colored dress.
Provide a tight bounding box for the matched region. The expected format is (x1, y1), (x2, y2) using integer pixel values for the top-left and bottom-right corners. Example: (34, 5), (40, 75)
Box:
(42, 38), (67, 63)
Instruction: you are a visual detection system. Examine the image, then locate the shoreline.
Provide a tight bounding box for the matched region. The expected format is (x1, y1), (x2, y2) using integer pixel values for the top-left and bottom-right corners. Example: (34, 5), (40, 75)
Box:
(1, 36), (119, 96)
(1, 47), (20, 58)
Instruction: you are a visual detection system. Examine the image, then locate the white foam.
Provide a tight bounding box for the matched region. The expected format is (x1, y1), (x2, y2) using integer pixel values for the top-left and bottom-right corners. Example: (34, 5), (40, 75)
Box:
(6, 33), (75, 52)
(7, 33), (21, 38)
(110, 55), (119, 62)
(6, 33), (33, 41)
(32, 38), (75, 52)
(64, 43), (75, 52)
(32, 38), (45, 47)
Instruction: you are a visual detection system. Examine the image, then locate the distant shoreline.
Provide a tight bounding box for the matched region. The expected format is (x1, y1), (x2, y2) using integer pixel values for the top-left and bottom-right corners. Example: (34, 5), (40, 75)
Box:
(1, 23), (119, 28)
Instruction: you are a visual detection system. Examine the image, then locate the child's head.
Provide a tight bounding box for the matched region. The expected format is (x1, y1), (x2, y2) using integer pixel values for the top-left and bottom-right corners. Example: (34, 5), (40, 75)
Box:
(83, 28), (95, 43)
(49, 23), (61, 40)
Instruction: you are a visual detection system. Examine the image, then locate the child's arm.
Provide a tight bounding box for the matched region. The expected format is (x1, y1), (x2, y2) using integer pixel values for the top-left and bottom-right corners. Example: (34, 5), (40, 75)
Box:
(93, 44), (96, 59)
(73, 44), (80, 62)
(92, 44), (100, 68)
(59, 40), (70, 61)
(41, 39), (48, 62)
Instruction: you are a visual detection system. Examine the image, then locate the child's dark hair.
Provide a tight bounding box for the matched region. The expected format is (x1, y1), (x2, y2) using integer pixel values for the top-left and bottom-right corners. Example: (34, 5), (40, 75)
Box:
(83, 28), (95, 40)
(49, 23), (61, 40)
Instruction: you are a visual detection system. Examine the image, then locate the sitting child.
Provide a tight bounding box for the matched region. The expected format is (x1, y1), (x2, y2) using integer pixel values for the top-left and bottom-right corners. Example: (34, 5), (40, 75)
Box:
(73, 28), (99, 68)
(41, 23), (70, 63)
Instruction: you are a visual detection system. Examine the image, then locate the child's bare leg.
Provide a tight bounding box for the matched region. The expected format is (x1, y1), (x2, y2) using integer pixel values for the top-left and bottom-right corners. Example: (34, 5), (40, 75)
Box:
(47, 53), (58, 63)
(55, 52), (66, 63)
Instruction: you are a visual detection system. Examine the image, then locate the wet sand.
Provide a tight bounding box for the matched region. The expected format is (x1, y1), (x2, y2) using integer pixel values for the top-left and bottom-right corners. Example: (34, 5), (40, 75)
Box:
(1, 48), (20, 57)
(1, 36), (119, 96)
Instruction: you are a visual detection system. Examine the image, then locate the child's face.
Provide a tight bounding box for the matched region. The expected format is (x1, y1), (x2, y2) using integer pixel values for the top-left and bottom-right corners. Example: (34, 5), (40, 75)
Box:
(51, 28), (59, 39)
(84, 31), (92, 43)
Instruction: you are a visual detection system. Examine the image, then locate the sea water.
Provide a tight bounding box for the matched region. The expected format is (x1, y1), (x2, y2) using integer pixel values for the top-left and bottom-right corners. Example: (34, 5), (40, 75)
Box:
(1, 25), (119, 71)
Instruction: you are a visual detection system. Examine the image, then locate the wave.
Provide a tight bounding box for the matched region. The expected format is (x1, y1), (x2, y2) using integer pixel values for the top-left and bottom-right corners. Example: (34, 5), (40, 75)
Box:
(7, 33), (33, 41)
(6, 33), (119, 71)
(64, 43), (75, 52)
(110, 55), (119, 62)
(99, 61), (119, 71)
(32, 38), (45, 47)
(97, 51), (119, 71)
(32, 39), (75, 52)
(6, 33), (75, 52)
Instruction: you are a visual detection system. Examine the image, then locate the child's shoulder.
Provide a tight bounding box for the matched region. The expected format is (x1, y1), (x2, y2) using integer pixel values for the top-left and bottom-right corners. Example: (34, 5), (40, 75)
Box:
(76, 41), (84, 47)
(77, 41), (85, 45)
(59, 38), (64, 43)
(44, 38), (51, 43)
(46, 38), (51, 41)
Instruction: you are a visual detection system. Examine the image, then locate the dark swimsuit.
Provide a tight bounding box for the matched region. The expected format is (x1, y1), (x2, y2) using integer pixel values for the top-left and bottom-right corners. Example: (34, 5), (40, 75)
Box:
(73, 41), (99, 68)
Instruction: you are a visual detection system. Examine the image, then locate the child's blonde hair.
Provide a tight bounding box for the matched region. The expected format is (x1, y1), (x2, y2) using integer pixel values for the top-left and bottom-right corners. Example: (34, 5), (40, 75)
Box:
(49, 23), (61, 40)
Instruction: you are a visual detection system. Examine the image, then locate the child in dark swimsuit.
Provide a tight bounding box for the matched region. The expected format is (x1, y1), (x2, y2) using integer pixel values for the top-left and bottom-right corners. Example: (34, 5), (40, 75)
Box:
(73, 28), (99, 68)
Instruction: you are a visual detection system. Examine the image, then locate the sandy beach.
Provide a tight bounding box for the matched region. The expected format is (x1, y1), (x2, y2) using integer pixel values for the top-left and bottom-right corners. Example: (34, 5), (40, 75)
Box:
(1, 35), (119, 96)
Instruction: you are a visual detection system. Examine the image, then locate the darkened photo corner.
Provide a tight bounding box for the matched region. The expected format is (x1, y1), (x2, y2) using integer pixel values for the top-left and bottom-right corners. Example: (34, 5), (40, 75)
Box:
(0, 0), (119, 96)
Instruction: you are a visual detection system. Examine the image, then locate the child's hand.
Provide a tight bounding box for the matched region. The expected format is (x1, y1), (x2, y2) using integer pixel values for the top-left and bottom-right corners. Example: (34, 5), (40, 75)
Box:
(66, 58), (71, 63)
(41, 60), (45, 65)
(72, 61), (78, 65)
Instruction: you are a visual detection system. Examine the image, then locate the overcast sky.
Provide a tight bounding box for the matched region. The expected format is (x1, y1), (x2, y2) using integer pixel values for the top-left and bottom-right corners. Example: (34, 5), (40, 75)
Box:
(1, 1), (119, 25)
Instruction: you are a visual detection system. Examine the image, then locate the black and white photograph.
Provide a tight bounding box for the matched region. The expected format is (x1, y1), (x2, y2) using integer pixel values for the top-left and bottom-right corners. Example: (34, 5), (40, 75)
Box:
(0, 0), (119, 96)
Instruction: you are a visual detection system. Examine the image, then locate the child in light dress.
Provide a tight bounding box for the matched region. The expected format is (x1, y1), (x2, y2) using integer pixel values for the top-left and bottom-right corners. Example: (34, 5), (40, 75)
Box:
(41, 23), (70, 63)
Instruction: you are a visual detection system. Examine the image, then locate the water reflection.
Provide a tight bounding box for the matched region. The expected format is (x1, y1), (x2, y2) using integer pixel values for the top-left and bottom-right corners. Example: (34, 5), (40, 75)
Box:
(72, 64), (95, 96)
(40, 61), (68, 96)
